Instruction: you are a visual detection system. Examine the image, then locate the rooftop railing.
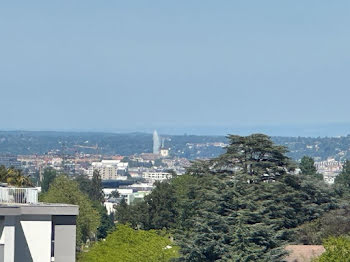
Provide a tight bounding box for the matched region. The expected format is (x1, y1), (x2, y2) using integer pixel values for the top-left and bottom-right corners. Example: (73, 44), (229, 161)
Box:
(0, 187), (38, 204)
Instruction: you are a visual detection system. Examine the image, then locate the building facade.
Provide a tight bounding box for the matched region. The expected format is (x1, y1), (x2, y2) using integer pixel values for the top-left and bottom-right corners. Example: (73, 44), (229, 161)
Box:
(0, 187), (78, 262)
(142, 171), (172, 183)
(90, 160), (128, 180)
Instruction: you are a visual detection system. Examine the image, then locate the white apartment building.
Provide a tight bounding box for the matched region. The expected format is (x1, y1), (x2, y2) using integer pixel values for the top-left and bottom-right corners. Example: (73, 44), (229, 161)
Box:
(315, 158), (343, 184)
(142, 171), (172, 183)
(90, 160), (128, 180)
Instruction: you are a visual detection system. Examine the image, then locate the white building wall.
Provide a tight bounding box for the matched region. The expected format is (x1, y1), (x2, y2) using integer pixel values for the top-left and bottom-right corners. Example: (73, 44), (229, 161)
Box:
(142, 172), (172, 182)
(16, 215), (52, 262)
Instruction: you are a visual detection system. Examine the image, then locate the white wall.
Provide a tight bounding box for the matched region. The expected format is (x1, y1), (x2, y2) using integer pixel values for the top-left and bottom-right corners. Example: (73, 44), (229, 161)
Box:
(16, 215), (51, 262)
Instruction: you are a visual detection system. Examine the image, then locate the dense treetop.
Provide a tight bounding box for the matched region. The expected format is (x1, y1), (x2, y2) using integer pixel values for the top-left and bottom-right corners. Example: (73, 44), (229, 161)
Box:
(78, 225), (179, 262)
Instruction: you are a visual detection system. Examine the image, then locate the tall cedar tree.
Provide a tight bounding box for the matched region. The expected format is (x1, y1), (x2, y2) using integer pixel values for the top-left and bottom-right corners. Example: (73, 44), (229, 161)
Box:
(175, 134), (335, 262)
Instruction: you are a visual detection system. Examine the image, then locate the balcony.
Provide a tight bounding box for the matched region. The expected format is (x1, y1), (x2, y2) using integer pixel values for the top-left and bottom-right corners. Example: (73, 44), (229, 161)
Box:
(0, 187), (38, 204)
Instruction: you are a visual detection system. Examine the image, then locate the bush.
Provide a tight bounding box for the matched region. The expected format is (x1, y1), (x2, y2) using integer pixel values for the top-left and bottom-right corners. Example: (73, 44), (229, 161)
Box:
(78, 224), (178, 262)
(314, 236), (350, 262)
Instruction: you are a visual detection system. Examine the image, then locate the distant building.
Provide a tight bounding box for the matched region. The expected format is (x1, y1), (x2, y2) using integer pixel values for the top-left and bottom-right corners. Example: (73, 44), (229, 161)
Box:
(315, 158), (343, 184)
(160, 148), (169, 158)
(90, 160), (128, 180)
(0, 155), (21, 169)
(142, 171), (172, 183)
(103, 188), (134, 205)
(103, 187), (151, 209)
(139, 153), (159, 162)
(128, 167), (142, 178)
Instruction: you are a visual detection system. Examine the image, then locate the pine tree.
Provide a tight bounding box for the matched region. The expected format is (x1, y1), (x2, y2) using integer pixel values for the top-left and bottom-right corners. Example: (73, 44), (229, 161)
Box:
(91, 170), (104, 203)
(176, 134), (334, 262)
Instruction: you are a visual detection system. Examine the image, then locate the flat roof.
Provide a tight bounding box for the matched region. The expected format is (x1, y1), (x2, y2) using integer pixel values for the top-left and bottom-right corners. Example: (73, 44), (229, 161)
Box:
(0, 203), (79, 216)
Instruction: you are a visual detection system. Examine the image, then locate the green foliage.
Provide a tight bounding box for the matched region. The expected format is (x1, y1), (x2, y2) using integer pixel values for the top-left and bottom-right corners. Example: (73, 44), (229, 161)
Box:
(78, 224), (179, 262)
(141, 181), (178, 230)
(95, 204), (115, 239)
(300, 156), (317, 174)
(115, 134), (335, 261)
(113, 175), (196, 231)
(75, 175), (94, 195)
(171, 174), (198, 229)
(41, 168), (57, 192)
(335, 160), (350, 191)
(114, 179), (182, 230)
(74, 174), (114, 240)
(174, 134), (335, 262)
(114, 198), (133, 224)
(0, 165), (33, 187)
(90, 170), (104, 203)
(297, 205), (350, 245)
(40, 175), (100, 245)
(300, 156), (323, 180)
(313, 236), (350, 262)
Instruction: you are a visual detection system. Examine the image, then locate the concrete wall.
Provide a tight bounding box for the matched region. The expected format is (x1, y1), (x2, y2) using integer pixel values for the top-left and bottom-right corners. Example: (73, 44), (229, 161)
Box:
(52, 216), (76, 262)
(0, 244), (4, 262)
(0, 205), (78, 262)
(15, 215), (51, 262)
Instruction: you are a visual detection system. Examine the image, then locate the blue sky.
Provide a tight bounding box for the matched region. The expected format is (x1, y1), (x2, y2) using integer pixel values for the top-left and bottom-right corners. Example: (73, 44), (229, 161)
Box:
(1, 1), (350, 136)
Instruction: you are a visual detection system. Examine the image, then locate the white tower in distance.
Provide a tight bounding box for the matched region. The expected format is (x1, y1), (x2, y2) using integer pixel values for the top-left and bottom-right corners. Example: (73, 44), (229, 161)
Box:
(153, 130), (161, 154)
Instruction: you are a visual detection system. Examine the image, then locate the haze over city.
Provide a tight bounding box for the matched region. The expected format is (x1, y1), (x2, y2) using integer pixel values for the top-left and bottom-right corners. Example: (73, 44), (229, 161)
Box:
(1, 1), (350, 136)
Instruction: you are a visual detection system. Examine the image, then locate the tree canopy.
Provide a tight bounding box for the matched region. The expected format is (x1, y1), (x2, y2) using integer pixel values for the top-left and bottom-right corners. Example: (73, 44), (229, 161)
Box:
(314, 236), (350, 262)
(0, 165), (32, 187)
(300, 156), (323, 180)
(40, 175), (100, 245)
(297, 205), (350, 245)
(78, 224), (179, 262)
(334, 160), (350, 191)
(41, 168), (57, 192)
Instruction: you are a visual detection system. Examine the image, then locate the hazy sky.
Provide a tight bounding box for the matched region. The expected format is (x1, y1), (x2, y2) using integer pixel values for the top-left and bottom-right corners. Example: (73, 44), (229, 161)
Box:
(1, 1), (350, 135)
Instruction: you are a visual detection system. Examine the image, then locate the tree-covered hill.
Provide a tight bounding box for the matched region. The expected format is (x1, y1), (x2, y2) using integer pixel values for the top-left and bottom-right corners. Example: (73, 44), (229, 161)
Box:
(1, 131), (350, 160)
